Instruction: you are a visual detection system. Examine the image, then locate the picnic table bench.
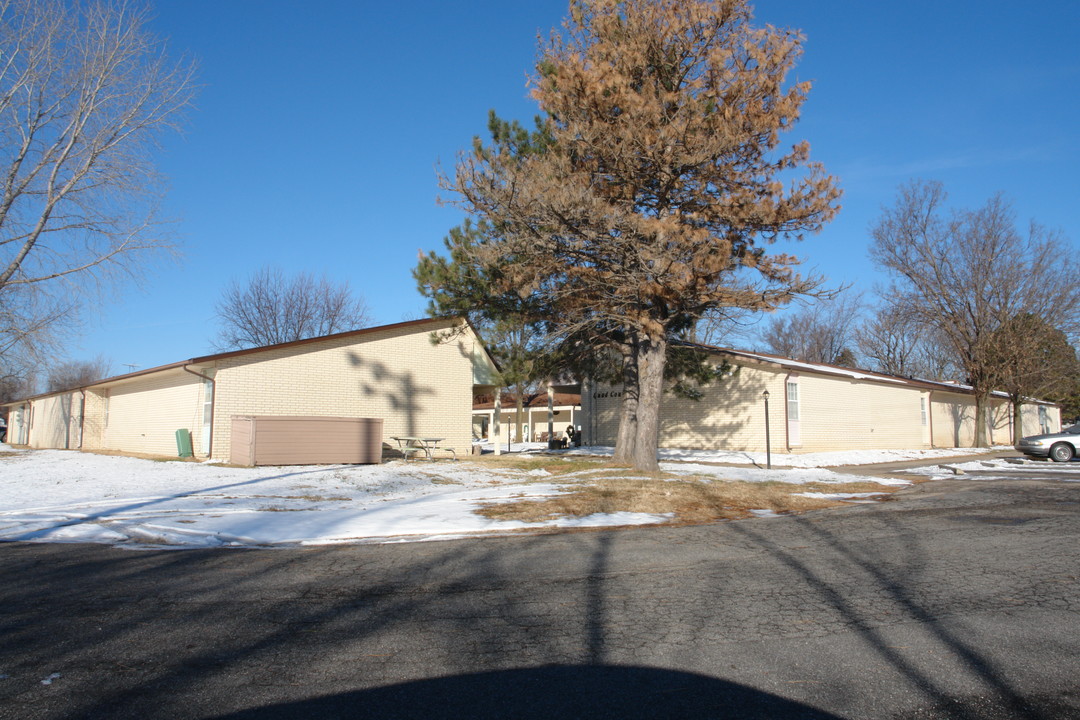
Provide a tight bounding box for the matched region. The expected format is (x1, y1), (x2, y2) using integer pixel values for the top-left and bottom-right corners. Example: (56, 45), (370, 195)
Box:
(391, 437), (457, 461)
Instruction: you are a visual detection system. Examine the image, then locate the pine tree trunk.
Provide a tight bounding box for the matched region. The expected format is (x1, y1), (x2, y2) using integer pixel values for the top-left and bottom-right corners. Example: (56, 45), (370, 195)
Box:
(632, 335), (667, 472)
(613, 340), (640, 465)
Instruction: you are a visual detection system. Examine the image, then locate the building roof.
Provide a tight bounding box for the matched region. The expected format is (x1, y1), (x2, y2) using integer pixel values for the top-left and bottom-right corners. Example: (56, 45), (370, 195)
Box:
(3, 317), (489, 405)
(677, 341), (1060, 406)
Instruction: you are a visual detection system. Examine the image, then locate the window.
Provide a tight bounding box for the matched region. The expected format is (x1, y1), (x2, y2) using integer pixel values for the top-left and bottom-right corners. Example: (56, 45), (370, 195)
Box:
(785, 375), (801, 447)
(921, 397), (928, 427)
(202, 379), (214, 453)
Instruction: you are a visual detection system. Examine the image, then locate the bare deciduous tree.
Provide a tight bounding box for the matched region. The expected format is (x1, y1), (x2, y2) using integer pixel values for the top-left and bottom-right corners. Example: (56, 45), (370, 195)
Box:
(691, 306), (761, 348)
(855, 303), (958, 380)
(0, 354), (37, 403)
(45, 355), (111, 393)
(870, 180), (1080, 446)
(0, 0), (195, 360)
(444, 0), (840, 471)
(987, 314), (1080, 437)
(214, 266), (371, 350)
(759, 293), (862, 366)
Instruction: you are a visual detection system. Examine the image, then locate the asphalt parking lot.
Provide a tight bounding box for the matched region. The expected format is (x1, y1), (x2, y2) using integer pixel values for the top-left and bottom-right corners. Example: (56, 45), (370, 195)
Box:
(1, 462), (1078, 719)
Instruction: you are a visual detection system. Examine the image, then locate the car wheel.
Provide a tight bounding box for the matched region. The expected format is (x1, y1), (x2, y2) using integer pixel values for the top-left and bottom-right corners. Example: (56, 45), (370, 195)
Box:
(1049, 443), (1075, 463)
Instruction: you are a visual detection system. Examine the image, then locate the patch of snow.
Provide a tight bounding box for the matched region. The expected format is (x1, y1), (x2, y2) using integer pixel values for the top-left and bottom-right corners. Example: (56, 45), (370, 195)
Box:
(3, 441), (1004, 549)
(0, 450), (673, 548)
(904, 457), (1080, 478)
(795, 492), (887, 501)
(748, 509), (779, 518)
(661, 463), (910, 486)
(562, 444), (1006, 469)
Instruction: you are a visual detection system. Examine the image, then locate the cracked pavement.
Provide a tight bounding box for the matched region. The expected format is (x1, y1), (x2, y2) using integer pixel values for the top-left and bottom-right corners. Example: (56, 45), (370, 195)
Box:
(1, 467), (1078, 719)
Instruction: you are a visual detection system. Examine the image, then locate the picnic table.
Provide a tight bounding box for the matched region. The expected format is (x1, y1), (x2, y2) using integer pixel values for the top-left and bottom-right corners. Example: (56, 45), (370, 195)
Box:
(391, 436), (457, 461)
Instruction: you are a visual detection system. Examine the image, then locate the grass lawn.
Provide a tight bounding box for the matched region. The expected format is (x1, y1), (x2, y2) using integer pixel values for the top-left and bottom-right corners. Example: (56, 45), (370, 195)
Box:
(467, 455), (901, 524)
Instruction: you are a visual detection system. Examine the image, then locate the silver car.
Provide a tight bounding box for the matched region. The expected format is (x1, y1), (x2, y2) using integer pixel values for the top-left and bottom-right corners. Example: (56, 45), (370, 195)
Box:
(1015, 424), (1080, 462)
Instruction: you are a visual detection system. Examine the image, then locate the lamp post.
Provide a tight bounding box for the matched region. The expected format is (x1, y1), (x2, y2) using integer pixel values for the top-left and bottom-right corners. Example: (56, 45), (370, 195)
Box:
(762, 389), (772, 470)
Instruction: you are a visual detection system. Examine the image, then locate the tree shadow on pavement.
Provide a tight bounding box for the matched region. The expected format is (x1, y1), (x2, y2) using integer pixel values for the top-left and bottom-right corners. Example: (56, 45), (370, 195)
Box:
(2, 478), (1078, 720)
(728, 514), (1061, 720)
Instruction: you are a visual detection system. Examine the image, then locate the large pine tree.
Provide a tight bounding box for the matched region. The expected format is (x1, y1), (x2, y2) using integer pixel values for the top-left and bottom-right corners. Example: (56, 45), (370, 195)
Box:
(444, 0), (840, 470)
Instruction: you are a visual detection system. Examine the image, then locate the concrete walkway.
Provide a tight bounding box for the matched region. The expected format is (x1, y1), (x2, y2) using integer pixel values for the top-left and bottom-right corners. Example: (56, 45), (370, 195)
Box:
(827, 449), (1023, 476)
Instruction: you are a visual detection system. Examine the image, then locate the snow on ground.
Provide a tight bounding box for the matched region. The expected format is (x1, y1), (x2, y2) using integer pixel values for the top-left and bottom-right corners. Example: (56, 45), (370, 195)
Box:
(903, 456), (1080, 481)
(0, 440), (1022, 549)
(659, 462), (911, 486)
(795, 492), (889, 503)
(0, 446), (676, 548)
(582, 444), (1007, 468)
(476, 441), (1006, 468)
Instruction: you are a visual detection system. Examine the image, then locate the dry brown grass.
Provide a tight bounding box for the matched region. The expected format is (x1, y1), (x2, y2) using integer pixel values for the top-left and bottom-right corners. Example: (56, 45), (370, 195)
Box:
(476, 475), (903, 525)
(471, 454), (625, 477)
(78, 448), (203, 463)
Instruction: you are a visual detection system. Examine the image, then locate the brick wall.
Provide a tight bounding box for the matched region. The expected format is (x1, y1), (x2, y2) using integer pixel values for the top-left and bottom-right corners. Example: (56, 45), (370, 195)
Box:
(591, 359), (935, 453)
(27, 392), (83, 449)
(930, 391), (1016, 447)
(97, 370), (205, 456)
(796, 374), (927, 452)
(592, 362), (786, 452)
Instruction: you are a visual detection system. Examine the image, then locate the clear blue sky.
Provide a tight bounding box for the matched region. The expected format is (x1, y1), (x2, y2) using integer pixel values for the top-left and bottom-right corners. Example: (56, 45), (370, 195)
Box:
(71, 0), (1080, 372)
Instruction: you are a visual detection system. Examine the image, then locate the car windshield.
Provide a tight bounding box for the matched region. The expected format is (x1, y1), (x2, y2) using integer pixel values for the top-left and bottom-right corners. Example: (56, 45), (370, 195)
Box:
(1065, 424), (1080, 434)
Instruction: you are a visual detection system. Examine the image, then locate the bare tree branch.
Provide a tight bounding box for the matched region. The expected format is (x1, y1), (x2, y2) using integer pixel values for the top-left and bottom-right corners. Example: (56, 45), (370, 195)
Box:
(45, 354), (111, 392)
(759, 292), (862, 366)
(0, 0), (195, 361)
(214, 266), (371, 351)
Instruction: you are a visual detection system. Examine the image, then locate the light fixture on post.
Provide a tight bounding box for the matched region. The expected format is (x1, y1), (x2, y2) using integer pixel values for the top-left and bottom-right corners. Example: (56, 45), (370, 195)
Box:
(762, 389), (772, 470)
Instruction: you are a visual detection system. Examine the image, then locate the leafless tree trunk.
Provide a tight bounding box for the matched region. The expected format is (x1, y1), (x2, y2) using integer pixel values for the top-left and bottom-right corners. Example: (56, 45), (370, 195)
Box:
(214, 266), (371, 350)
(0, 0), (196, 360)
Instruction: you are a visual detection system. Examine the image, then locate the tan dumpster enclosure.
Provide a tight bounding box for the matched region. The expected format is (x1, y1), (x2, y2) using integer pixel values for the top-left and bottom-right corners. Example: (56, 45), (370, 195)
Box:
(230, 416), (383, 466)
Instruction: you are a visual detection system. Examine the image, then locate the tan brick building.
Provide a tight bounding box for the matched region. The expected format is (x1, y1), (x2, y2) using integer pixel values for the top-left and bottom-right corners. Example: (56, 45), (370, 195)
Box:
(584, 346), (1061, 453)
(4, 330), (1062, 459)
(3, 318), (499, 462)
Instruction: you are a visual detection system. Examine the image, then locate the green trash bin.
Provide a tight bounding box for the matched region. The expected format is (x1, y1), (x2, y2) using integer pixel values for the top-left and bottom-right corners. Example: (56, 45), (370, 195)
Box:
(175, 428), (193, 458)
